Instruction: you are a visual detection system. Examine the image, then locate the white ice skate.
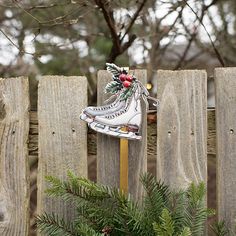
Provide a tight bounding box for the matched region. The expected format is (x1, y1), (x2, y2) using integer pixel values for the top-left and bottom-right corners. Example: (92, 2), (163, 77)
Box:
(80, 91), (126, 123)
(80, 63), (128, 123)
(80, 63), (159, 140)
(88, 84), (142, 140)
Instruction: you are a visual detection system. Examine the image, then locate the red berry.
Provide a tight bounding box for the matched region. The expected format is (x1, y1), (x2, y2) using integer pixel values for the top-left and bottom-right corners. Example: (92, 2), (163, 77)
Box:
(119, 74), (126, 82)
(126, 75), (133, 82)
(123, 80), (131, 88)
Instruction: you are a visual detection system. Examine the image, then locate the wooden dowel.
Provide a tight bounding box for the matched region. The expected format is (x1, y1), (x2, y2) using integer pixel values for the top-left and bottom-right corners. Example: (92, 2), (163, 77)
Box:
(120, 137), (129, 193)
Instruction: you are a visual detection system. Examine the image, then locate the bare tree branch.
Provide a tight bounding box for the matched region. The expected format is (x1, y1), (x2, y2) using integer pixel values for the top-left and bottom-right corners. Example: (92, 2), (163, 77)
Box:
(183, 0), (225, 66)
(15, 2), (87, 26)
(94, 0), (145, 62)
(174, 32), (196, 69)
(0, 28), (35, 56)
(121, 0), (148, 41)
(94, 0), (120, 51)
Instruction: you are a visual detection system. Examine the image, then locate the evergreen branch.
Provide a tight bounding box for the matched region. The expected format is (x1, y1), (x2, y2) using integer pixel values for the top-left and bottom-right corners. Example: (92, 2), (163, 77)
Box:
(153, 208), (175, 236)
(37, 172), (215, 236)
(178, 227), (191, 236)
(105, 81), (122, 94)
(115, 200), (151, 235)
(36, 213), (79, 236)
(77, 224), (104, 236)
(169, 191), (188, 233)
(210, 221), (230, 236)
(106, 63), (123, 77)
(184, 182), (209, 236)
(45, 175), (90, 202)
(140, 173), (170, 222)
(120, 86), (134, 101)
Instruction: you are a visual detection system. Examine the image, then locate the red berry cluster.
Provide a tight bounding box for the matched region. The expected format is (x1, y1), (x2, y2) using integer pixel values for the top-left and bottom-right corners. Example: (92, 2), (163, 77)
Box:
(119, 73), (133, 88)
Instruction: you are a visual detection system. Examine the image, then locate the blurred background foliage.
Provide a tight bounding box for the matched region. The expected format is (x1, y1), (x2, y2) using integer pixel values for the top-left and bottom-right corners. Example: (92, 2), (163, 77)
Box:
(0, 0), (236, 108)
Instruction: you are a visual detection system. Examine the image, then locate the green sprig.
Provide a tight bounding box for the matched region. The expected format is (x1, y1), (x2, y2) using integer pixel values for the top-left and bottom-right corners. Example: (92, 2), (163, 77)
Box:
(36, 172), (216, 236)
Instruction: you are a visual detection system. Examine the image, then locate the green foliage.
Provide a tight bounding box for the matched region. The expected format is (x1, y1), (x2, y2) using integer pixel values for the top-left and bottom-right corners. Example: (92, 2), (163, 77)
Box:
(153, 209), (175, 236)
(36, 172), (214, 236)
(119, 84), (135, 101)
(184, 182), (213, 235)
(210, 221), (231, 236)
(36, 212), (103, 236)
(105, 81), (135, 100)
(178, 227), (192, 236)
(36, 213), (79, 236)
(105, 81), (122, 94)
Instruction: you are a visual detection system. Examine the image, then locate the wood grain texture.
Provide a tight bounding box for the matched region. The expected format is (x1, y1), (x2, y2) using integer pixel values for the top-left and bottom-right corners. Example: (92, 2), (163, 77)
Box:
(207, 109), (216, 155)
(97, 70), (147, 201)
(215, 68), (236, 232)
(156, 70), (207, 189)
(120, 138), (128, 194)
(37, 76), (87, 222)
(128, 70), (147, 201)
(97, 71), (120, 188)
(0, 77), (30, 235)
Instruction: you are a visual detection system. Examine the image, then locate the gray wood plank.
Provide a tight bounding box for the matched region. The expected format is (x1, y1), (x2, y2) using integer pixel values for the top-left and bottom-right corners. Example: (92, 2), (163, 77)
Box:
(215, 68), (236, 233)
(97, 71), (120, 188)
(37, 76), (87, 222)
(156, 70), (207, 189)
(0, 77), (30, 235)
(128, 70), (147, 201)
(97, 70), (147, 202)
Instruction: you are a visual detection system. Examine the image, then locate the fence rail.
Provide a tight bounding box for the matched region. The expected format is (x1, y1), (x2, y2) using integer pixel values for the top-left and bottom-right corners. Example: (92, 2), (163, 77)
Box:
(0, 68), (235, 235)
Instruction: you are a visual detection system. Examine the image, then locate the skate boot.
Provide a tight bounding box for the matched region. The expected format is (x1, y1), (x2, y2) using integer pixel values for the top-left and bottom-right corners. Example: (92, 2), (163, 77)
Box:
(88, 83), (143, 140)
(80, 63), (132, 123)
(80, 90), (126, 123)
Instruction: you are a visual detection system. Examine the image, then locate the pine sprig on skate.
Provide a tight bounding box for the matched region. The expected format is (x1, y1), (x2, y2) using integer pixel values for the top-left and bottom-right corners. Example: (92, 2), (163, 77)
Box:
(120, 84), (135, 101)
(106, 63), (124, 78)
(105, 81), (122, 94)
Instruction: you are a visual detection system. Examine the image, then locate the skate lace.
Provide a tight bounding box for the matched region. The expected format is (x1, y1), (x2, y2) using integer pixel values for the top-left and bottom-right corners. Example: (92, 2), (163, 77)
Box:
(105, 110), (126, 119)
(94, 102), (116, 111)
(136, 81), (160, 112)
(104, 82), (159, 119)
(104, 97), (130, 119)
(94, 92), (122, 111)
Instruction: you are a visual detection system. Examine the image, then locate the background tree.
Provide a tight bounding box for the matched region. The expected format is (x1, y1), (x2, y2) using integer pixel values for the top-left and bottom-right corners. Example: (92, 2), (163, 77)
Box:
(2, 0), (235, 105)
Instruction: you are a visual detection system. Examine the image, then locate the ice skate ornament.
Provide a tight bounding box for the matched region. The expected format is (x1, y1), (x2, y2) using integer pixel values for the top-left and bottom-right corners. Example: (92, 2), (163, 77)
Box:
(80, 63), (159, 140)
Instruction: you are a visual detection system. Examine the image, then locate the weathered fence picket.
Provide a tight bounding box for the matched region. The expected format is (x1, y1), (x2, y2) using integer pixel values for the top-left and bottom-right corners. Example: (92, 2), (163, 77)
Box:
(0, 68), (236, 236)
(37, 76), (88, 223)
(128, 70), (147, 201)
(0, 77), (30, 235)
(97, 70), (147, 201)
(156, 70), (208, 188)
(215, 68), (236, 231)
(97, 70), (121, 188)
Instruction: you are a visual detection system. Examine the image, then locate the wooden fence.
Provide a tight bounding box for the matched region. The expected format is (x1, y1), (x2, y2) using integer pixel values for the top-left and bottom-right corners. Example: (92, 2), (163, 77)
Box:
(0, 68), (235, 235)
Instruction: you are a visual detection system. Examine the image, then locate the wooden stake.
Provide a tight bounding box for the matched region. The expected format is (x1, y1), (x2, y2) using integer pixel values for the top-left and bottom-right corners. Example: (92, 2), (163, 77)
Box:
(120, 135), (128, 194)
(119, 67), (129, 194)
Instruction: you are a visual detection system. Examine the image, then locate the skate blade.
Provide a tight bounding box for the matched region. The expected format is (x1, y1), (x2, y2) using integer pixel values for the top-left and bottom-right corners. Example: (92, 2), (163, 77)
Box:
(80, 112), (93, 123)
(89, 122), (141, 140)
